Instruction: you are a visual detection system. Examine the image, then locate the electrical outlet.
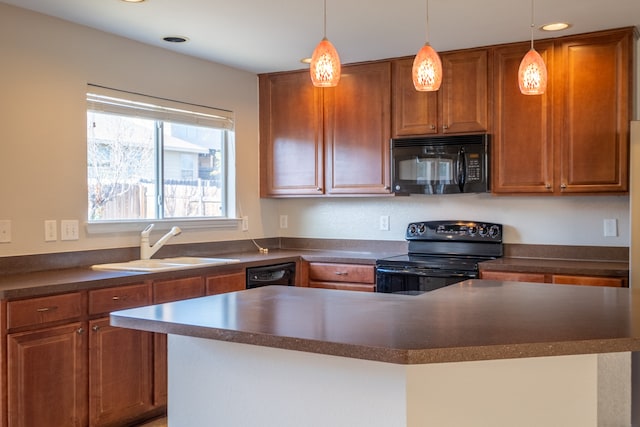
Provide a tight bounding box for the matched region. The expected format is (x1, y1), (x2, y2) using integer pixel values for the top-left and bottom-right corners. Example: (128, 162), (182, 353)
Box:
(242, 216), (249, 232)
(603, 218), (618, 237)
(379, 215), (390, 231)
(279, 215), (288, 229)
(61, 220), (79, 241)
(0, 220), (11, 243)
(44, 220), (57, 242)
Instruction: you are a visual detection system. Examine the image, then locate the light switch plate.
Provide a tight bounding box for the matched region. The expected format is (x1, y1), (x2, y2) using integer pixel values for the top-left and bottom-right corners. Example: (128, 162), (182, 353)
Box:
(279, 215), (288, 229)
(603, 218), (618, 237)
(44, 220), (57, 242)
(61, 219), (79, 241)
(379, 215), (390, 231)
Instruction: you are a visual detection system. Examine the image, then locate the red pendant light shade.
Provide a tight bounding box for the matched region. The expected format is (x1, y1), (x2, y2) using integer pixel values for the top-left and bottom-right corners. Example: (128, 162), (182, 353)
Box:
(518, 0), (547, 95)
(412, 42), (442, 91)
(412, 0), (441, 91)
(310, 0), (341, 87)
(310, 37), (341, 87)
(518, 48), (547, 95)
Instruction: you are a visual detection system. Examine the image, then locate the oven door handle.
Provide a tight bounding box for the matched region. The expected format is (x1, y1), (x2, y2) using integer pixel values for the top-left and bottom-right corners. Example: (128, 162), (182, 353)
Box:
(376, 267), (474, 278)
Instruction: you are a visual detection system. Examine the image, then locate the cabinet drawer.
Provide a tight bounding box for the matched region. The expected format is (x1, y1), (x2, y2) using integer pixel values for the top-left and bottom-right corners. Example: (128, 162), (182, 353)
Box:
(206, 271), (246, 295)
(552, 275), (626, 288)
(153, 276), (204, 304)
(7, 293), (82, 329)
(308, 263), (375, 284)
(480, 271), (546, 283)
(89, 283), (151, 315)
(309, 281), (375, 292)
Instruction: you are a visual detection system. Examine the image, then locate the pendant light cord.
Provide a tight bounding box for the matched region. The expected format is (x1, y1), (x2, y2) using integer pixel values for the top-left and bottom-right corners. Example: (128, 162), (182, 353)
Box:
(425, 0), (430, 43)
(323, 0), (327, 38)
(530, 0), (535, 49)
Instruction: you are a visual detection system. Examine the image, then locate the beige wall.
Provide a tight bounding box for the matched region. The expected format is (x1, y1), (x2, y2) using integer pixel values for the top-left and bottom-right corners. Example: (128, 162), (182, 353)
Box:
(0, 3), (278, 256)
(0, 3), (633, 258)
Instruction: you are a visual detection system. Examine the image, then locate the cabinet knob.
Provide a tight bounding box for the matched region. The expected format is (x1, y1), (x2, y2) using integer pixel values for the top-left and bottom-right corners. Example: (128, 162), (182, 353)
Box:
(316, 187), (322, 192)
(77, 327), (84, 335)
(560, 183), (567, 189)
(545, 183), (552, 189)
(442, 124), (449, 130)
(92, 325), (101, 332)
(429, 124), (436, 130)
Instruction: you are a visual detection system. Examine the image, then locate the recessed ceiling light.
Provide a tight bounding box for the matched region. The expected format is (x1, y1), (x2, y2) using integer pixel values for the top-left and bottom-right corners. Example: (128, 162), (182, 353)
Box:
(121, 0), (145, 3)
(163, 36), (189, 43)
(540, 22), (571, 32)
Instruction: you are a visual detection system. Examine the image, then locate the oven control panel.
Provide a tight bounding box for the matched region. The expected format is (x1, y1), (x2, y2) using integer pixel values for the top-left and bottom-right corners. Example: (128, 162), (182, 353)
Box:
(405, 220), (502, 242)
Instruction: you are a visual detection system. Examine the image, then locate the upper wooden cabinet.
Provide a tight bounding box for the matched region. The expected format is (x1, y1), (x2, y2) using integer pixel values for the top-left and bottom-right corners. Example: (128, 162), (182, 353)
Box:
(259, 70), (323, 196)
(492, 27), (634, 195)
(259, 61), (391, 197)
(392, 48), (489, 137)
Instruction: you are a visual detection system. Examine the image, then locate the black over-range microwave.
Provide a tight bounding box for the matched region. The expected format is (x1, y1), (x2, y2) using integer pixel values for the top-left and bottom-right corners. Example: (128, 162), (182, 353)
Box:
(391, 133), (490, 195)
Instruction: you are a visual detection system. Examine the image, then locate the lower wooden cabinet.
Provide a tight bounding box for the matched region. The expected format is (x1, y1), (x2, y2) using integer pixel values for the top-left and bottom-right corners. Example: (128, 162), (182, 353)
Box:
(3, 283), (160, 427)
(479, 270), (626, 287)
(7, 322), (87, 427)
(307, 262), (375, 292)
(89, 318), (154, 427)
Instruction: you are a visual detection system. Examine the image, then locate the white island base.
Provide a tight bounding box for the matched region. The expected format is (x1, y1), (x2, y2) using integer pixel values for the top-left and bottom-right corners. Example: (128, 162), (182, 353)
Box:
(167, 335), (630, 427)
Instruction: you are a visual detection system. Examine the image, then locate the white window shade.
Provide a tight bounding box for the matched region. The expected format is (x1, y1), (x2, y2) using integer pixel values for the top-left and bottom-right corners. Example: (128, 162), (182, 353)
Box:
(87, 84), (234, 130)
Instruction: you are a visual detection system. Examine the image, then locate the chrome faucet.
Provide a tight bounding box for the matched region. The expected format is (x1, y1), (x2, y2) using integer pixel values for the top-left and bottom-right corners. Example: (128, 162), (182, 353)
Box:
(140, 224), (182, 260)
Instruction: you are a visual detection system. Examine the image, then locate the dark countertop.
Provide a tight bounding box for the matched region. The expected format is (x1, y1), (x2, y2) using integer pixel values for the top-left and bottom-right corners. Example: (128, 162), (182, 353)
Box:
(479, 257), (629, 277)
(0, 244), (629, 299)
(110, 282), (640, 365)
(0, 249), (396, 299)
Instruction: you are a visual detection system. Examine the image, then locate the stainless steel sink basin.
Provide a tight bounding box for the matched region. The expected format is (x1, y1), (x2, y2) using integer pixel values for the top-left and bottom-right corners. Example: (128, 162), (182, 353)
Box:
(91, 257), (241, 272)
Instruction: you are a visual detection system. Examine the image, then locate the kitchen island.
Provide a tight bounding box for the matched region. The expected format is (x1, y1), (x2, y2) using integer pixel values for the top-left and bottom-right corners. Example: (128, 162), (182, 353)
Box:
(111, 281), (639, 426)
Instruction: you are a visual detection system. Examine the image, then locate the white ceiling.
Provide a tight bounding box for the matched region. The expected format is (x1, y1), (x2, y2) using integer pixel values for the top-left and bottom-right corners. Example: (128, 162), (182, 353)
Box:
(2, 0), (639, 74)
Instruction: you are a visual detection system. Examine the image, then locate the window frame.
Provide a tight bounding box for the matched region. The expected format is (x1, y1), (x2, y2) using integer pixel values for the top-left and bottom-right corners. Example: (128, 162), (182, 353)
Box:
(85, 85), (238, 234)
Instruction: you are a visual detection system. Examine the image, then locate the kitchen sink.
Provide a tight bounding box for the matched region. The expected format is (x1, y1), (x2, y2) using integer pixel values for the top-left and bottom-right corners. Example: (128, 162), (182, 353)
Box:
(91, 257), (241, 272)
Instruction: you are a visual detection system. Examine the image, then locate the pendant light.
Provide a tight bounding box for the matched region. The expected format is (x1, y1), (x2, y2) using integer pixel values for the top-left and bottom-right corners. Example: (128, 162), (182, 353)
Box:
(518, 0), (547, 95)
(310, 0), (341, 87)
(412, 0), (442, 91)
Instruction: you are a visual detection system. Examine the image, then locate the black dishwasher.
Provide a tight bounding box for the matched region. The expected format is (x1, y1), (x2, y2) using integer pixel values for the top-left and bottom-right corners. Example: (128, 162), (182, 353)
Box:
(246, 262), (296, 289)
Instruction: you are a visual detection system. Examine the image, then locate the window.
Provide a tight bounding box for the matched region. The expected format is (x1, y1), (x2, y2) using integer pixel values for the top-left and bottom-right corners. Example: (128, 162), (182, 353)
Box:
(86, 85), (235, 226)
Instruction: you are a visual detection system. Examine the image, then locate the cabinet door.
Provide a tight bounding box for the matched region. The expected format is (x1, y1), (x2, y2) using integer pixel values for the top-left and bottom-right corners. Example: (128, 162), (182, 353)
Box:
(8, 322), (87, 427)
(324, 61), (391, 194)
(492, 41), (555, 194)
(259, 71), (324, 196)
(89, 318), (154, 427)
(439, 49), (489, 134)
(392, 57), (439, 137)
(555, 29), (632, 193)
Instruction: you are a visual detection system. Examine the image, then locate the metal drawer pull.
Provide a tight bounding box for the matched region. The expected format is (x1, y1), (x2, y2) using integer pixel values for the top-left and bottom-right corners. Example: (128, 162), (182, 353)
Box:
(335, 272), (348, 276)
(36, 306), (58, 312)
(112, 295), (129, 301)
